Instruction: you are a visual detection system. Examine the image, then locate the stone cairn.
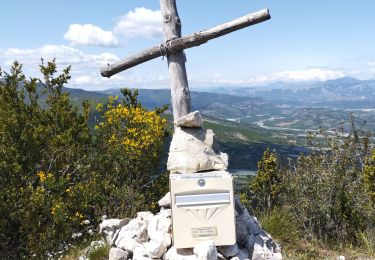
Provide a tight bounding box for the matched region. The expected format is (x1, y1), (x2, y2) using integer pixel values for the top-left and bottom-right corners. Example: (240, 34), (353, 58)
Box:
(95, 112), (282, 260)
(99, 193), (281, 260)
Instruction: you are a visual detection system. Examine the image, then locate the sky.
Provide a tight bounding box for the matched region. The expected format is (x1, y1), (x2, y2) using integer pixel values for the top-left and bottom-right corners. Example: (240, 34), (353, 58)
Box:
(0, 0), (374, 91)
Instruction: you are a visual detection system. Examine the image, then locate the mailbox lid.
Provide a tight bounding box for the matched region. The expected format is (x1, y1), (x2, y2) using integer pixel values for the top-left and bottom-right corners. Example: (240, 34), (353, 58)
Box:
(170, 171), (233, 194)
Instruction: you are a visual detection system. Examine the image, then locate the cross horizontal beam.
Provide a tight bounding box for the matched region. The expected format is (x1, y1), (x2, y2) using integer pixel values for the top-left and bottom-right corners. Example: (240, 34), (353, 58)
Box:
(101, 8), (270, 78)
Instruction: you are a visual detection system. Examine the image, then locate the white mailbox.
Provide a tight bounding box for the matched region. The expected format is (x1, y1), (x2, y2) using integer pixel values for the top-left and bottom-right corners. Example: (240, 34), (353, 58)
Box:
(170, 171), (236, 248)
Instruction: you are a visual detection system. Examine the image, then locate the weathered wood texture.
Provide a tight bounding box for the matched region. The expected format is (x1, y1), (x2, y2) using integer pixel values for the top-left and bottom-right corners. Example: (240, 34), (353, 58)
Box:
(159, 0), (191, 121)
(100, 8), (270, 78)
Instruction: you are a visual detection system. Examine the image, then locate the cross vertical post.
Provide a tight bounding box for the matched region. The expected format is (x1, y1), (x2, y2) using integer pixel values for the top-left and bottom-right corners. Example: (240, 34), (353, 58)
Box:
(159, 0), (191, 122)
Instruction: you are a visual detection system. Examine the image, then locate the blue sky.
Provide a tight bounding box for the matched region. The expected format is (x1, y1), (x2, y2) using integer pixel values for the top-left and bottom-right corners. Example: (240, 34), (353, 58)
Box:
(0, 0), (374, 90)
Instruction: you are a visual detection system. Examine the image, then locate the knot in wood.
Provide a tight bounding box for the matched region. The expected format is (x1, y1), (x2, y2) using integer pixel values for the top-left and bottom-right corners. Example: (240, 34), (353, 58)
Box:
(164, 14), (171, 22)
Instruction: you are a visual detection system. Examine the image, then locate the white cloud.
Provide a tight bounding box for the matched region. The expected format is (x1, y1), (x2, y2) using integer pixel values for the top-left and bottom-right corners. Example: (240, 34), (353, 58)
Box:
(270, 68), (346, 82)
(69, 71), (171, 90)
(64, 24), (119, 47)
(0, 44), (172, 90)
(0, 45), (124, 90)
(192, 68), (347, 86)
(70, 73), (128, 87)
(0, 45), (119, 67)
(114, 7), (162, 39)
(71, 75), (92, 85)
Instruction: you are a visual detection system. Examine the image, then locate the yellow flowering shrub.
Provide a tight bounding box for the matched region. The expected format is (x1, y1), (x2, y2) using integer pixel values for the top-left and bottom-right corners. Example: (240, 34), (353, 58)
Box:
(97, 97), (166, 157)
(93, 90), (167, 188)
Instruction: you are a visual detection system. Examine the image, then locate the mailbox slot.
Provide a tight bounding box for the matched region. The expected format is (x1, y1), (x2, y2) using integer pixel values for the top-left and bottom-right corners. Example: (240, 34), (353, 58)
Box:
(175, 192), (230, 207)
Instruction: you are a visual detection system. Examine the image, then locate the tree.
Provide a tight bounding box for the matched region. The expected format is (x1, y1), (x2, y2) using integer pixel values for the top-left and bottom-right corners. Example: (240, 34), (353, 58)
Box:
(251, 148), (283, 212)
(364, 150), (375, 205)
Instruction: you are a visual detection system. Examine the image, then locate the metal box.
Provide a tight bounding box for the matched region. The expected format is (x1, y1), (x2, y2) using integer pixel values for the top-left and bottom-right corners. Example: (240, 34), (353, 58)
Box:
(170, 171), (236, 248)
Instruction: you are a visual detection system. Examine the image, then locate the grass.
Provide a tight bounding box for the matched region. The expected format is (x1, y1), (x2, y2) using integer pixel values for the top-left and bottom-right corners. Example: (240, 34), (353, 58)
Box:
(258, 207), (301, 250)
(257, 208), (375, 259)
(61, 237), (110, 260)
(359, 229), (375, 256)
(282, 240), (375, 260)
(88, 244), (110, 260)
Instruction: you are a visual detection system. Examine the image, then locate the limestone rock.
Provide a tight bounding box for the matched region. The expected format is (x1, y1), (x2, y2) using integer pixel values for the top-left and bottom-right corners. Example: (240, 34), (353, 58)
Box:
(167, 127), (228, 173)
(236, 217), (250, 247)
(136, 211), (154, 224)
(273, 252), (283, 260)
(133, 245), (150, 260)
(235, 198), (261, 236)
(159, 208), (172, 218)
(144, 240), (166, 258)
(176, 111), (203, 128)
(193, 240), (217, 260)
(164, 247), (196, 260)
(118, 238), (141, 252)
(252, 231), (282, 260)
(144, 231), (168, 259)
(237, 248), (250, 260)
(245, 235), (256, 256)
(150, 230), (171, 249)
(252, 241), (272, 260)
(115, 218), (148, 250)
(147, 214), (171, 236)
(99, 218), (130, 244)
(218, 243), (239, 258)
(234, 196), (281, 260)
(158, 192), (171, 208)
(109, 247), (128, 260)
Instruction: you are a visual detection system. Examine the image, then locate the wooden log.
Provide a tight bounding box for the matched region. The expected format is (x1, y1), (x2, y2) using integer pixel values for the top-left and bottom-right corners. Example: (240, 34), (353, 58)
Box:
(159, 0), (191, 121)
(100, 8), (270, 78)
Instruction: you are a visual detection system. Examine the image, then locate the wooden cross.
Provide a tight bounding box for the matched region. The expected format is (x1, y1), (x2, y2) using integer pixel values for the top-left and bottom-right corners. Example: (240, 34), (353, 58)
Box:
(101, 0), (270, 121)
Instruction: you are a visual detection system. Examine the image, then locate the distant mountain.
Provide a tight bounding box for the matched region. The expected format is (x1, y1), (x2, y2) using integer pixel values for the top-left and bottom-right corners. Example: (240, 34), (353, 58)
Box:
(207, 77), (375, 109)
(54, 79), (375, 137)
(99, 88), (274, 119)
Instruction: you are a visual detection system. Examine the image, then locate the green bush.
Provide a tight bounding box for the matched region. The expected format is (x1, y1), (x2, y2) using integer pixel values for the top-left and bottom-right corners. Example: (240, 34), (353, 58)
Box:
(0, 61), (167, 258)
(283, 127), (373, 244)
(247, 122), (374, 247)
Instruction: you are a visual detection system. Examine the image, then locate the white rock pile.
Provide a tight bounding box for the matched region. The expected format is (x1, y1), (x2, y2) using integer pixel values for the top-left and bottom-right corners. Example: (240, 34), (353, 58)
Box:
(99, 193), (282, 260)
(167, 111), (228, 173)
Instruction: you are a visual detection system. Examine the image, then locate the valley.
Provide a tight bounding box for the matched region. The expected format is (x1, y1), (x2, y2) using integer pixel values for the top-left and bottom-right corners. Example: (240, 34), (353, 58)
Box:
(62, 77), (375, 173)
